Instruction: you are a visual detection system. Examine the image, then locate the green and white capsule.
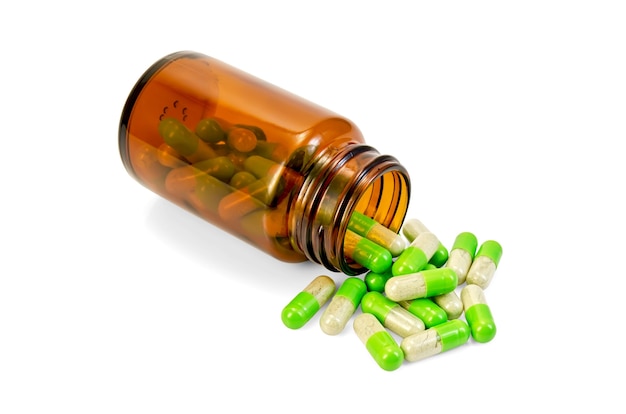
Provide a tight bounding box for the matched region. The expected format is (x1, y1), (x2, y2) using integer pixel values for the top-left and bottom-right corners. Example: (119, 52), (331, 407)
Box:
(344, 230), (393, 274)
(401, 218), (449, 267)
(399, 298), (448, 329)
(281, 275), (336, 329)
(348, 211), (406, 256)
(401, 319), (470, 362)
(422, 264), (465, 319)
(392, 231), (440, 276)
(353, 313), (404, 371)
(466, 240), (503, 289)
(361, 291), (425, 337)
(320, 277), (367, 335)
(461, 284), (496, 343)
(445, 232), (478, 285)
(385, 267), (458, 302)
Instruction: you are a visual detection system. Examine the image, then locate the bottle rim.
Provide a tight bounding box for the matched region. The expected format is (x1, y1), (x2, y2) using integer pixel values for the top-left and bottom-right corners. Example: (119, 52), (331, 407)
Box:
(292, 144), (411, 275)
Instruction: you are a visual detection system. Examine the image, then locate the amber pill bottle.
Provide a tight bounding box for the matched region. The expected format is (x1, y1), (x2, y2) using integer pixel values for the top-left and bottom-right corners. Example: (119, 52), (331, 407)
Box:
(119, 51), (410, 275)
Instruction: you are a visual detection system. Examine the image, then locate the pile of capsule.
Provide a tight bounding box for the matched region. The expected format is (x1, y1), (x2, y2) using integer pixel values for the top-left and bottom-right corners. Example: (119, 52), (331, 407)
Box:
(281, 216), (503, 371)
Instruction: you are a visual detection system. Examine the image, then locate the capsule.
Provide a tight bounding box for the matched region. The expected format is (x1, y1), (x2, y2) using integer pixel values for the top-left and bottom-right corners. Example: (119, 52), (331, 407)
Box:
(348, 211), (406, 256)
(401, 218), (449, 267)
(353, 313), (404, 371)
(227, 126), (258, 153)
(385, 267), (458, 302)
(445, 232), (478, 285)
(418, 264), (463, 319)
(361, 291), (425, 337)
(401, 319), (470, 362)
(344, 230), (393, 274)
(320, 277), (367, 335)
(392, 231), (440, 276)
(158, 117), (217, 162)
(253, 140), (288, 162)
(399, 298), (448, 328)
(229, 171), (257, 189)
(165, 165), (232, 214)
(432, 290), (464, 320)
(195, 117), (227, 144)
(281, 275), (336, 329)
(192, 156), (236, 182)
(461, 284), (496, 343)
(217, 185), (267, 223)
(364, 268), (393, 293)
(466, 240), (503, 289)
(156, 143), (186, 169)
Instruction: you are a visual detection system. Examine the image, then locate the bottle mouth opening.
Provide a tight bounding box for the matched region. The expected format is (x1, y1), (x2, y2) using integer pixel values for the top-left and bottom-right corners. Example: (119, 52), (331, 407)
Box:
(293, 144), (410, 276)
(338, 160), (410, 275)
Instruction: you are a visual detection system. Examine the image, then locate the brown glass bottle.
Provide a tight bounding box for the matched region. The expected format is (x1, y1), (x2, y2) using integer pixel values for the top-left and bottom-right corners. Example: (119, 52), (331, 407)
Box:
(119, 51), (410, 275)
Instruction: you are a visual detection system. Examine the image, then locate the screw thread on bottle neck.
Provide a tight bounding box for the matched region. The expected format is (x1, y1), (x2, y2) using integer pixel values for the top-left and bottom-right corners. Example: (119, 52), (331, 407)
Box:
(291, 143), (410, 275)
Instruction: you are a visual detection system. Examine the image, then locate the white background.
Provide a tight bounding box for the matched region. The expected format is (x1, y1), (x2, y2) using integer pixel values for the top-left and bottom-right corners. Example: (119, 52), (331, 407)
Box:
(1, 1), (625, 413)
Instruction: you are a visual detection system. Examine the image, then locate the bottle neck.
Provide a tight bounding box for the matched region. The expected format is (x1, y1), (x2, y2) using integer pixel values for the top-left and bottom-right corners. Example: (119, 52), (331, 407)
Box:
(291, 143), (411, 275)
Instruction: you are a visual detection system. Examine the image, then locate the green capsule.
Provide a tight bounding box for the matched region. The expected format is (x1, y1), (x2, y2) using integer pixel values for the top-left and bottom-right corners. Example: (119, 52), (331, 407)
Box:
(158, 117), (216, 162)
(344, 230), (393, 274)
(192, 156), (236, 182)
(164, 163), (232, 213)
(461, 284), (497, 343)
(364, 268), (393, 293)
(319, 277), (367, 335)
(348, 211), (405, 256)
(392, 232), (440, 276)
(195, 118), (226, 144)
(254, 141), (287, 162)
(243, 155), (276, 179)
(233, 124), (267, 141)
(353, 313), (404, 371)
(385, 268), (458, 302)
(281, 275), (336, 330)
(229, 171), (257, 189)
(400, 298), (448, 328)
(401, 319), (470, 362)
(227, 127), (258, 153)
(194, 173), (233, 213)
